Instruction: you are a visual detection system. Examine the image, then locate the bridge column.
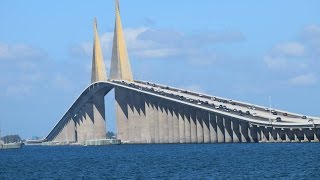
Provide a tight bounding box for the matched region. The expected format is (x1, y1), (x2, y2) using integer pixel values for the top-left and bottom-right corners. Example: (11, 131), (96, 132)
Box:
(77, 110), (86, 144)
(209, 113), (217, 143)
(196, 110), (204, 143)
(92, 93), (107, 140)
(167, 105), (174, 143)
(173, 105), (180, 143)
(145, 95), (154, 143)
(217, 115), (225, 143)
(115, 87), (129, 143)
(249, 124), (258, 142)
(240, 121), (249, 143)
(312, 128), (320, 142)
(224, 117), (232, 143)
(153, 99), (160, 143)
(178, 106), (185, 143)
(260, 127), (267, 142)
(284, 129), (290, 142)
(232, 119), (240, 143)
(291, 129), (299, 142)
(163, 104), (169, 143)
(277, 128), (285, 142)
(202, 111), (210, 143)
(158, 99), (167, 143)
(184, 106), (191, 143)
(139, 93), (148, 143)
(269, 127), (277, 142)
(296, 129), (305, 142)
(190, 108), (197, 143)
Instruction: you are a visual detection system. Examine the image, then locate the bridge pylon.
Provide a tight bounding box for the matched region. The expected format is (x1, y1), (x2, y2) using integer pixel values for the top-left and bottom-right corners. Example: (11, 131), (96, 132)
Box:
(110, 0), (134, 81)
(91, 18), (107, 83)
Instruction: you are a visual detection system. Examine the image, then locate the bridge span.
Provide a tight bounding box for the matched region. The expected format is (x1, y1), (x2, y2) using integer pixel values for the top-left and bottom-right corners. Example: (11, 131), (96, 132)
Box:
(45, 1), (320, 144)
(46, 80), (320, 144)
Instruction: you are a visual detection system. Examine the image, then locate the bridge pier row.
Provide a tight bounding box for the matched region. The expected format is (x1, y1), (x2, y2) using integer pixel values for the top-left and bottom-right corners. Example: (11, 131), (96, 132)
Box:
(231, 119), (240, 143)
(190, 108), (198, 143)
(217, 115), (225, 143)
(202, 111), (210, 143)
(196, 110), (204, 143)
(54, 117), (76, 143)
(224, 117), (232, 143)
(184, 106), (191, 143)
(178, 106), (186, 143)
(277, 129), (285, 142)
(259, 127), (268, 142)
(209, 113), (218, 143)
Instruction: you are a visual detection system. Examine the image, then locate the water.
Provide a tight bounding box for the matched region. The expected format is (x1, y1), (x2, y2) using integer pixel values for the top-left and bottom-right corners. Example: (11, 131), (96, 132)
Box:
(1, 143), (320, 179)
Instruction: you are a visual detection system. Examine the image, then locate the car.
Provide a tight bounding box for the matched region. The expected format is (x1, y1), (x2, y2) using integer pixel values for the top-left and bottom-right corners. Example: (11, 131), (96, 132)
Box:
(178, 90), (181, 93)
(232, 102), (236, 105)
(302, 116), (307, 119)
(283, 113), (288, 116)
(211, 97), (216, 101)
(248, 106), (252, 109)
(233, 108), (237, 112)
(165, 86), (169, 89)
(219, 105), (223, 108)
(276, 117), (281, 122)
(189, 99), (194, 102)
(272, 111), (277, 115)
(199, 94), (203, 97)
(215, 106), (220, 109)
(223, 100), (228, 103)
(218, 99), (222, 102)
(246, 111), (251, 115)
(252, 113), (257, 117)
(224, 108), (230, 112)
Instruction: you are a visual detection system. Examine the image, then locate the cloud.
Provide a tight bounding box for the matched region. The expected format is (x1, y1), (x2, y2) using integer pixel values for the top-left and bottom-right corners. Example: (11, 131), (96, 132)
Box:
(70, 27), (245, 63)
(287, 74), (317, 86)
(263, 56), (288, 70)
(300, 24), (320, 56)
(0, 43), (47, 61)
(5, 84), (33, 97)
(272, 42), (305, 57)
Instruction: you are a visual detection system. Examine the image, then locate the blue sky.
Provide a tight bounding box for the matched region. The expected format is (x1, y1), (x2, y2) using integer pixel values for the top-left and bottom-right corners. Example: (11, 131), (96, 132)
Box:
(0, 0), (319, 138)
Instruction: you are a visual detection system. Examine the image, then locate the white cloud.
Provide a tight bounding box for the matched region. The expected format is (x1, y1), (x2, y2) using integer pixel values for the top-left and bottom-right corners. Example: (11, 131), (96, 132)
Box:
(288, 74), (317, 86)
(6, 84), (33, 97)
(264, 56), (288, 70)
(272, 42), (305, 57)
(301, 24), (320, 56)
(0, 43), (46, 61)
(70, 27), (245, 62)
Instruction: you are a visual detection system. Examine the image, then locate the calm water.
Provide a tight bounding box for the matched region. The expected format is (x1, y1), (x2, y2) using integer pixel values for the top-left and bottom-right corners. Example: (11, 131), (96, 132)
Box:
(1, 143), (320, 179)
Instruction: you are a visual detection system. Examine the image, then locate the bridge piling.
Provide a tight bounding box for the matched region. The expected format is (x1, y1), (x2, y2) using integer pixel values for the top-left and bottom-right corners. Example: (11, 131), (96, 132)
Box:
(209, 113), (218, 143)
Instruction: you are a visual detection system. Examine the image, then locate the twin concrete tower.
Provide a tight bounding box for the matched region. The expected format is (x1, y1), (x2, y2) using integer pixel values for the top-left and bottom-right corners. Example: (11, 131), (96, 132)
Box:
(87, 0), (133, 141)
(91, 0), (133, 83)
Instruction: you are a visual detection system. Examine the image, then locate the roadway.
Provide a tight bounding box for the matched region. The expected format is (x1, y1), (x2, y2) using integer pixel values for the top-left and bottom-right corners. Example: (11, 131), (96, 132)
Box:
(111, 80), (320, 127)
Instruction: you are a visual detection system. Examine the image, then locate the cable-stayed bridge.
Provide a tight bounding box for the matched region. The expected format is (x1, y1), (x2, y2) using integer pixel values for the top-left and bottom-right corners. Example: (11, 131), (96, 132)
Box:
(45, 1), (320, 144)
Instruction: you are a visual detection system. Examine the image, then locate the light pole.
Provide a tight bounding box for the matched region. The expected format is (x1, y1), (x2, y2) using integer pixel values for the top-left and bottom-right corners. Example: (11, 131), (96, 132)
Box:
(269, 96), (272, 123)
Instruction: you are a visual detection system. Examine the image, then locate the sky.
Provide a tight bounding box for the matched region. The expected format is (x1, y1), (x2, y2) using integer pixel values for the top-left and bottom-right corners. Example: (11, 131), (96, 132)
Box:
(0, 0), (319, 139)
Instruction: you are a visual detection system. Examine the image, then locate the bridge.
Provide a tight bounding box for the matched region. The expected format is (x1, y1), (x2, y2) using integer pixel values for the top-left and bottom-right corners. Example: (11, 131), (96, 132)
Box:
(45, 1), (320, 144)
